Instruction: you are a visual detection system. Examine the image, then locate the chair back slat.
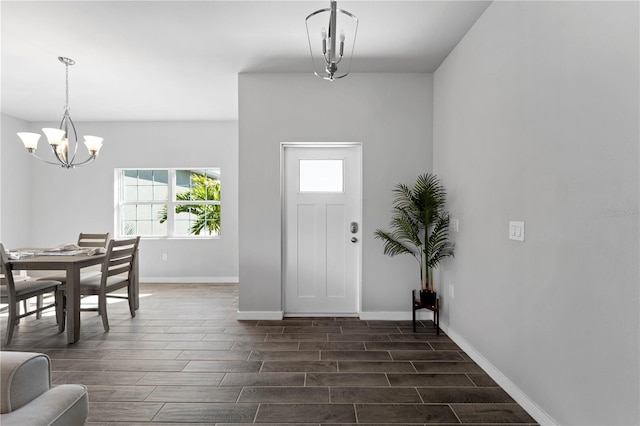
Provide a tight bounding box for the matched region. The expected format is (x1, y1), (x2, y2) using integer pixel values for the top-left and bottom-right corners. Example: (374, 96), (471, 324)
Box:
(108, 264), (132, 277)
(109, 255), (134, 267)
(110, 245), (136, 257)
(101, 237), (140, 284)
(78, 232), (110, 248)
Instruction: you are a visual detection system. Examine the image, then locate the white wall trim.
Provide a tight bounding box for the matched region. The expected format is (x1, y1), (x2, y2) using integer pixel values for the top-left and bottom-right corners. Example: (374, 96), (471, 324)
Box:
(359, 311), (434, 321)
(235, 310), (433, 323)
(237, 311), (284, 320)
(140, 276), (239, 284)
(440, 320), (558, 426)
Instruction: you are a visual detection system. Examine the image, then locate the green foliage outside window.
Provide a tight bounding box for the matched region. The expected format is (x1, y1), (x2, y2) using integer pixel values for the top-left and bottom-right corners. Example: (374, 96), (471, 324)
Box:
(158, 173), (221, 236)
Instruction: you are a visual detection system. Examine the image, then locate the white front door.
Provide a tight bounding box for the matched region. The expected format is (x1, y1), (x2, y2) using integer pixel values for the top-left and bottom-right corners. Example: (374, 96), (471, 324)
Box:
(282, 144), (361, 315)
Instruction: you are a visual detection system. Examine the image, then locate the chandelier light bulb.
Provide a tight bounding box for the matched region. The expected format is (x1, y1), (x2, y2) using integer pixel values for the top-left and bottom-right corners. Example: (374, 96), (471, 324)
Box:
(340, 30), (345, 42)
(84, 135), (104, 155)
(56, 138), (68, 163)
(59, 138), (69, 153)
(321, 28), (327, 54)
(17, 132), (41, 151)
(42, 128), (66, 146)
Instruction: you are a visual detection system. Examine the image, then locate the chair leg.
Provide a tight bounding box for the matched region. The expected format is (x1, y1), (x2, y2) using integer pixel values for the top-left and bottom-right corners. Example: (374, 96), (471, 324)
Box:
(36, 295), (43, 319)
(98, 293), (109, 332)
(5, 300), (18, 346)
(55, 290), (65, 333)
(128, 284), (136, 318)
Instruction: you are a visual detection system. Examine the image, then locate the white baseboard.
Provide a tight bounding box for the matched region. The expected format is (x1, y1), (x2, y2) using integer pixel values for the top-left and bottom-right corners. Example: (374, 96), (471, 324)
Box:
(234, 311), (434, 321)
(359, 311), (434, 321)
(139, 276), (239, 284)
(237, 311), (284, 320)
(232, 311), (433, 321)
(441, 320), (558, 426)
(284, 313), (360, 318)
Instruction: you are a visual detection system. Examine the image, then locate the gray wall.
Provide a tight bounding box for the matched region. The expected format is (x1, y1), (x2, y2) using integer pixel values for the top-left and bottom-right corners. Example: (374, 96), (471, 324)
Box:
(2, 119), (239, 282)
(433, 1), (639, 424)
(1, 114), (32, 247)
(238, 73), (432, 315)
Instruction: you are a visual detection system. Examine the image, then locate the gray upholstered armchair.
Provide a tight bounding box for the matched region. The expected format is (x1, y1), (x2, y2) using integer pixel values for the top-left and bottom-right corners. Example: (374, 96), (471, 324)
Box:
(0, 351), (88, 425)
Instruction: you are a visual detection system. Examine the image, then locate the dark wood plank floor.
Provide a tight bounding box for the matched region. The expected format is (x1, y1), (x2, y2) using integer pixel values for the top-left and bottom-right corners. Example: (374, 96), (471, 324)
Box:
(1, 283), (537, 425)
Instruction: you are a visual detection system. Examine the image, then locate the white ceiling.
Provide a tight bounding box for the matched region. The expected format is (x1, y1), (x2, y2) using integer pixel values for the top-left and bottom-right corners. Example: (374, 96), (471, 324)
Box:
(1, 1), (491, 122)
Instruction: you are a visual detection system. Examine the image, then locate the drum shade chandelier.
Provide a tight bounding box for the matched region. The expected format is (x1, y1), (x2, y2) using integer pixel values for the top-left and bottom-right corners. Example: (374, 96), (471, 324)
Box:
(306, 0), (358, 81)
(17, 57), (103, 169)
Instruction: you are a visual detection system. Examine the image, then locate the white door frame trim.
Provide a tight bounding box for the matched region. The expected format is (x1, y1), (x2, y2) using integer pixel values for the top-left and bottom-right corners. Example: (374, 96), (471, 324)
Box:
(280, 142), (363, 317)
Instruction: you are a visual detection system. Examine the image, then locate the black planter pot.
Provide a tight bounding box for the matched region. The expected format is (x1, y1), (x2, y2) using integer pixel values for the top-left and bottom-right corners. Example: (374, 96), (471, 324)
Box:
(419, 290), (437, 306)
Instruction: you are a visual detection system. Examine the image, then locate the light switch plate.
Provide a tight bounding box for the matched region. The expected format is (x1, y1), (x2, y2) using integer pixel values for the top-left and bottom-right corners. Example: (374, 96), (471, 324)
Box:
(451, 218), (459, 232)
(509, 221), (525, 241)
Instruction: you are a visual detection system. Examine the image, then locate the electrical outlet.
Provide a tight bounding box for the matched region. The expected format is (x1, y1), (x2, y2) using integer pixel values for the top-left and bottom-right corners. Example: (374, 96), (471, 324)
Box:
(162, 253), (168, 261)
(509, 221), (525, 241)
(451, 218), (460, 232)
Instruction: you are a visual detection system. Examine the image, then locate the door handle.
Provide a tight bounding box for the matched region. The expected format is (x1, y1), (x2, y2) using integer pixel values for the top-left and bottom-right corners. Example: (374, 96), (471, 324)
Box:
(351, 237), (358, 243)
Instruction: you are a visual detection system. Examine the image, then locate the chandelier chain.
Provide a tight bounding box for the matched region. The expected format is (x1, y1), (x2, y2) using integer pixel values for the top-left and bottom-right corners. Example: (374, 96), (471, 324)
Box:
(65, 61), (69, 112)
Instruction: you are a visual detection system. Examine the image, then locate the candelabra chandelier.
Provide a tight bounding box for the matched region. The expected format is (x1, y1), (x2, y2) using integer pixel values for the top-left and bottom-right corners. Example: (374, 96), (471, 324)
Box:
(306, 0), (358, 81)
(17, 57), (103, 169)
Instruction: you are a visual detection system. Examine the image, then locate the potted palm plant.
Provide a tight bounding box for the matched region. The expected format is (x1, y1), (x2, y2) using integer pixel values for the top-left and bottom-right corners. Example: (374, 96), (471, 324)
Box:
(374, 173), (455, 306)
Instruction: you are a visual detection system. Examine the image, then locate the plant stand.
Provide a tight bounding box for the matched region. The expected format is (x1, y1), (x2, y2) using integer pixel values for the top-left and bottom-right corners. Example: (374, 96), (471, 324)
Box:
(412, 289), (439, 335)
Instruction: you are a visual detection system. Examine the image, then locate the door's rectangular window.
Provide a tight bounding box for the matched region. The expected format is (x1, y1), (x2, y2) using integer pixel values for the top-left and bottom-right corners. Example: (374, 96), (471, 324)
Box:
(299, 159), (344, 192)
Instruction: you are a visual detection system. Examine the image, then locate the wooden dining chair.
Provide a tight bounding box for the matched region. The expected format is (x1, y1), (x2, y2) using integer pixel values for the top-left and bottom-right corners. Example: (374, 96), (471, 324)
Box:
(1, 244), (65, 345)
(79, 237), (140, 332)
(32, 232), (110, 317)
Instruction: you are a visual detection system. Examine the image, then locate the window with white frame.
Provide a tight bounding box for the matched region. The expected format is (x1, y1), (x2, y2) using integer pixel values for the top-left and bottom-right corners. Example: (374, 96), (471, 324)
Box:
(116, 168), (221, 238)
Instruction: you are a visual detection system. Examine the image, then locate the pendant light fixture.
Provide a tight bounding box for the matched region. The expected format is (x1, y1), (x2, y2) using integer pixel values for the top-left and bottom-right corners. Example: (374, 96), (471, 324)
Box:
(17, 57), (103, 169)
(305, 0), (358, 81)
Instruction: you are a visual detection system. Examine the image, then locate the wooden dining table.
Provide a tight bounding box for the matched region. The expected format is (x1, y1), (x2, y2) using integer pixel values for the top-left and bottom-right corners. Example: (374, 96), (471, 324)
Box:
(8, 250), (139, 344)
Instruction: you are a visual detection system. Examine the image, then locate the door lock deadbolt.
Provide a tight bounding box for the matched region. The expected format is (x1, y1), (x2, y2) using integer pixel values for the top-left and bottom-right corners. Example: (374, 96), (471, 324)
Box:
(350, 222), (358, 234)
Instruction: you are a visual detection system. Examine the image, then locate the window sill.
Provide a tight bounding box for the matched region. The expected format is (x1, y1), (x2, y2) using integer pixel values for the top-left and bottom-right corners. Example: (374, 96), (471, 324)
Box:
(119, 236), (221, 241)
